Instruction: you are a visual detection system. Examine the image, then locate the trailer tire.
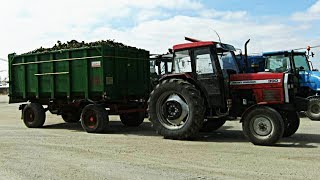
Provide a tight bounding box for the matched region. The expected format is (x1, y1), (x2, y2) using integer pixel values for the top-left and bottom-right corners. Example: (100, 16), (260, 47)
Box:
(81, 105), (108, 133)
(148, 79), (205, 139)
(62, 111), (81, 123)
(283, 112), (300, 138)
(200, 118), (226, 132)
(305, 98), (320, 121)
(23, 103), (46, 128)
(242, 106), (284, 146)
(120, 112), (144, 127)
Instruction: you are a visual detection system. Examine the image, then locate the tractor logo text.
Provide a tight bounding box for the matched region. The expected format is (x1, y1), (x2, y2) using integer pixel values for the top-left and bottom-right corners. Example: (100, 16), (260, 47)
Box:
(230, 79), (282, 85)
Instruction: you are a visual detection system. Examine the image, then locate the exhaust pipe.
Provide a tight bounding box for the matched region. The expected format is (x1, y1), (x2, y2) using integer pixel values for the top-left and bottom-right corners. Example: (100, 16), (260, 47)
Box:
(185, 37), (202, 42)
(244, 39), (251, 72)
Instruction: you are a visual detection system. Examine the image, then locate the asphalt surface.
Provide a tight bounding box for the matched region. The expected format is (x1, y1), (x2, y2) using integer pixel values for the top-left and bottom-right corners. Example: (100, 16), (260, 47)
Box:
(0, 95), (319, 180)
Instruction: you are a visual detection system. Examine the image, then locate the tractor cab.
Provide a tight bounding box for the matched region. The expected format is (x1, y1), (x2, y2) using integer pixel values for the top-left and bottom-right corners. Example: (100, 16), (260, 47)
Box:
(170, 40), (239, 109)
(264, 51), (310, 73)
(149, 54), (173, 88)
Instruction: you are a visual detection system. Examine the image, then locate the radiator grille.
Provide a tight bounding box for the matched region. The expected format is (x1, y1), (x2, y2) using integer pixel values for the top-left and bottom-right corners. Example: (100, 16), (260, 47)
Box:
(263, 89), (282, 102)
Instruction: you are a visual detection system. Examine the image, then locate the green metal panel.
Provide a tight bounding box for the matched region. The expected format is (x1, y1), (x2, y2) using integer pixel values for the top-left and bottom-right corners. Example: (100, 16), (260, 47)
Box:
(9, 45), (150, 104)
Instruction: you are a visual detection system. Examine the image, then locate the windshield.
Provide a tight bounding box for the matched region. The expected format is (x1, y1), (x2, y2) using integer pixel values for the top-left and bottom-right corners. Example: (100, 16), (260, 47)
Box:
(194, 47), (214, 75)
(294, 54), (310, 71)
(217, 51), (239, 73)
(173, 50), (192, 73)
(265, 55), (290, 72)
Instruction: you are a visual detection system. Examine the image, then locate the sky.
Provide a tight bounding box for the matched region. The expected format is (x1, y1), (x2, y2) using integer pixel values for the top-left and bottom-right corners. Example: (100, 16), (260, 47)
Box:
(1, 0), (320, 79)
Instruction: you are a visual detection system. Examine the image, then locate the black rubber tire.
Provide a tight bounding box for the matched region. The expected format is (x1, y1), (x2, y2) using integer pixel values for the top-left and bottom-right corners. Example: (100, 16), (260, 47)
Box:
(283, 112), (300, 138)
(148, 79), (205, 139)
(242, 106), (284, 146)
(62, 111), (80, 123)
(81, 105), (108, 133)
(23, 103), (46, 128)
(200, 118), (226, 132)
(120, 112), (144, 127)
(305, 98), (320, 121)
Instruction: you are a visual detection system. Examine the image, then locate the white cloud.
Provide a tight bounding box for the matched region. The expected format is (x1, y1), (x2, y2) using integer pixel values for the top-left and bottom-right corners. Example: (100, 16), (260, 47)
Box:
(0, 0), (320, 75)
(292, 0), (320, 21)
(200, 9), (247, 20)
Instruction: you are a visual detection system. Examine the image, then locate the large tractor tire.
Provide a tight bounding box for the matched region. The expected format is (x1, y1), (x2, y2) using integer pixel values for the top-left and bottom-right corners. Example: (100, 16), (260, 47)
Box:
(23, 103), (46, 128)
(305, 98), (320, 121)
(81, 104), (109, 133)
(120, 112), (145, 127)
(282, 112), (300, 138)
(242, 106), (284, 146)
(148, 79), (205, 139)
(200, 118), (226, 132)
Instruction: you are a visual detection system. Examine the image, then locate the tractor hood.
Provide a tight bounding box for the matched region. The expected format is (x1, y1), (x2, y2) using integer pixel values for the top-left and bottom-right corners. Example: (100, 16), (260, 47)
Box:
(230, 73), (284, 89)
(300, 71), (320, 92)
(230, 73), (285, 104)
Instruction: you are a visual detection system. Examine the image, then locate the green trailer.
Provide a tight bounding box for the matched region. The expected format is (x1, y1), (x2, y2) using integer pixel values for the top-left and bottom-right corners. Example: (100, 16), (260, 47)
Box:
(9, 44), (150, 133)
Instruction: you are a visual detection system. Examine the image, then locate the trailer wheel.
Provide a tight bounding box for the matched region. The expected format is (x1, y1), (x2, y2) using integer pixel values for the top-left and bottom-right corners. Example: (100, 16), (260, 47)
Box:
(148, 79), (205, 139)
(305, 98), (320, 121)
(242, 106), (284, 146)
(62, 111), (80, 123)
(200, 118), (226, 132)
(282, 112), (300, 138)
(23, 103), (46, 128)
(81, 105), (108, 133)
(120, 112), (144, 127)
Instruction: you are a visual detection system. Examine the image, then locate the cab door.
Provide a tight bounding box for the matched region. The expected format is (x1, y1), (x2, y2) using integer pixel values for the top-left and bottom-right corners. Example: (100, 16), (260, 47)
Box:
(193, 47), (225, 107)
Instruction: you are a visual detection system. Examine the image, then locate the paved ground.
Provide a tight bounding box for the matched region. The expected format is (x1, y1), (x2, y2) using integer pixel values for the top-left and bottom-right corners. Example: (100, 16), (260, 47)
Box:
(0, 95), (319, 180)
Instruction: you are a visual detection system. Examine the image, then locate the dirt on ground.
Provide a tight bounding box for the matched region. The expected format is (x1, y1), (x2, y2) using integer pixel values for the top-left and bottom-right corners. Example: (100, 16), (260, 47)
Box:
(0, 95), (319, 180)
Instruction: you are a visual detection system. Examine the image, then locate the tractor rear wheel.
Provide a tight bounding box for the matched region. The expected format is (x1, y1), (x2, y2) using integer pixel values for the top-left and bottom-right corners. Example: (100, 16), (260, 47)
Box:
(305, 98), (320, 121)
(81, 104), (108, 133)
(120, 112), (145, 127)
(23, 103), (46, 128)
(242, 106), (284, 146)
(200, 118), (226, 132)
(282, 112), (300, 138)
(148, 79), (205, 139)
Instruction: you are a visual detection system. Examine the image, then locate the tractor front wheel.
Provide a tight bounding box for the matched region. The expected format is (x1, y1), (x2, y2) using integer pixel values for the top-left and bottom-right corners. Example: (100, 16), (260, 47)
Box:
(242, 106), (284, 146)
(305, 98), (320, 121)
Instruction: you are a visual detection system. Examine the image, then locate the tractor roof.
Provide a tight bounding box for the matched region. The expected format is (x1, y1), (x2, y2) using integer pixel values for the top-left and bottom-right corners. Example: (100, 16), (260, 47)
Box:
(173, 41), (215, 51)
(263, 51), (306, 56)
(173, 41), (236, 52)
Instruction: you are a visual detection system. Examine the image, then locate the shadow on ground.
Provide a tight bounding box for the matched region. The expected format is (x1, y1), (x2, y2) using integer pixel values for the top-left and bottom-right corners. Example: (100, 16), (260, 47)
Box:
(43, 121), (320, 148)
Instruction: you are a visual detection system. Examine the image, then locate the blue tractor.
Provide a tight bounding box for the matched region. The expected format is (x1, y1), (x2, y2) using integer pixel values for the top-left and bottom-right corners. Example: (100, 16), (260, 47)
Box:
(239, 51), (320, 120)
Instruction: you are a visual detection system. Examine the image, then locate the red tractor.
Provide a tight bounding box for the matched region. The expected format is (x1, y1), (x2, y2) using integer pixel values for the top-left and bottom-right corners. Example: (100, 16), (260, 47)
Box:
(148, 38), (308, 146)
